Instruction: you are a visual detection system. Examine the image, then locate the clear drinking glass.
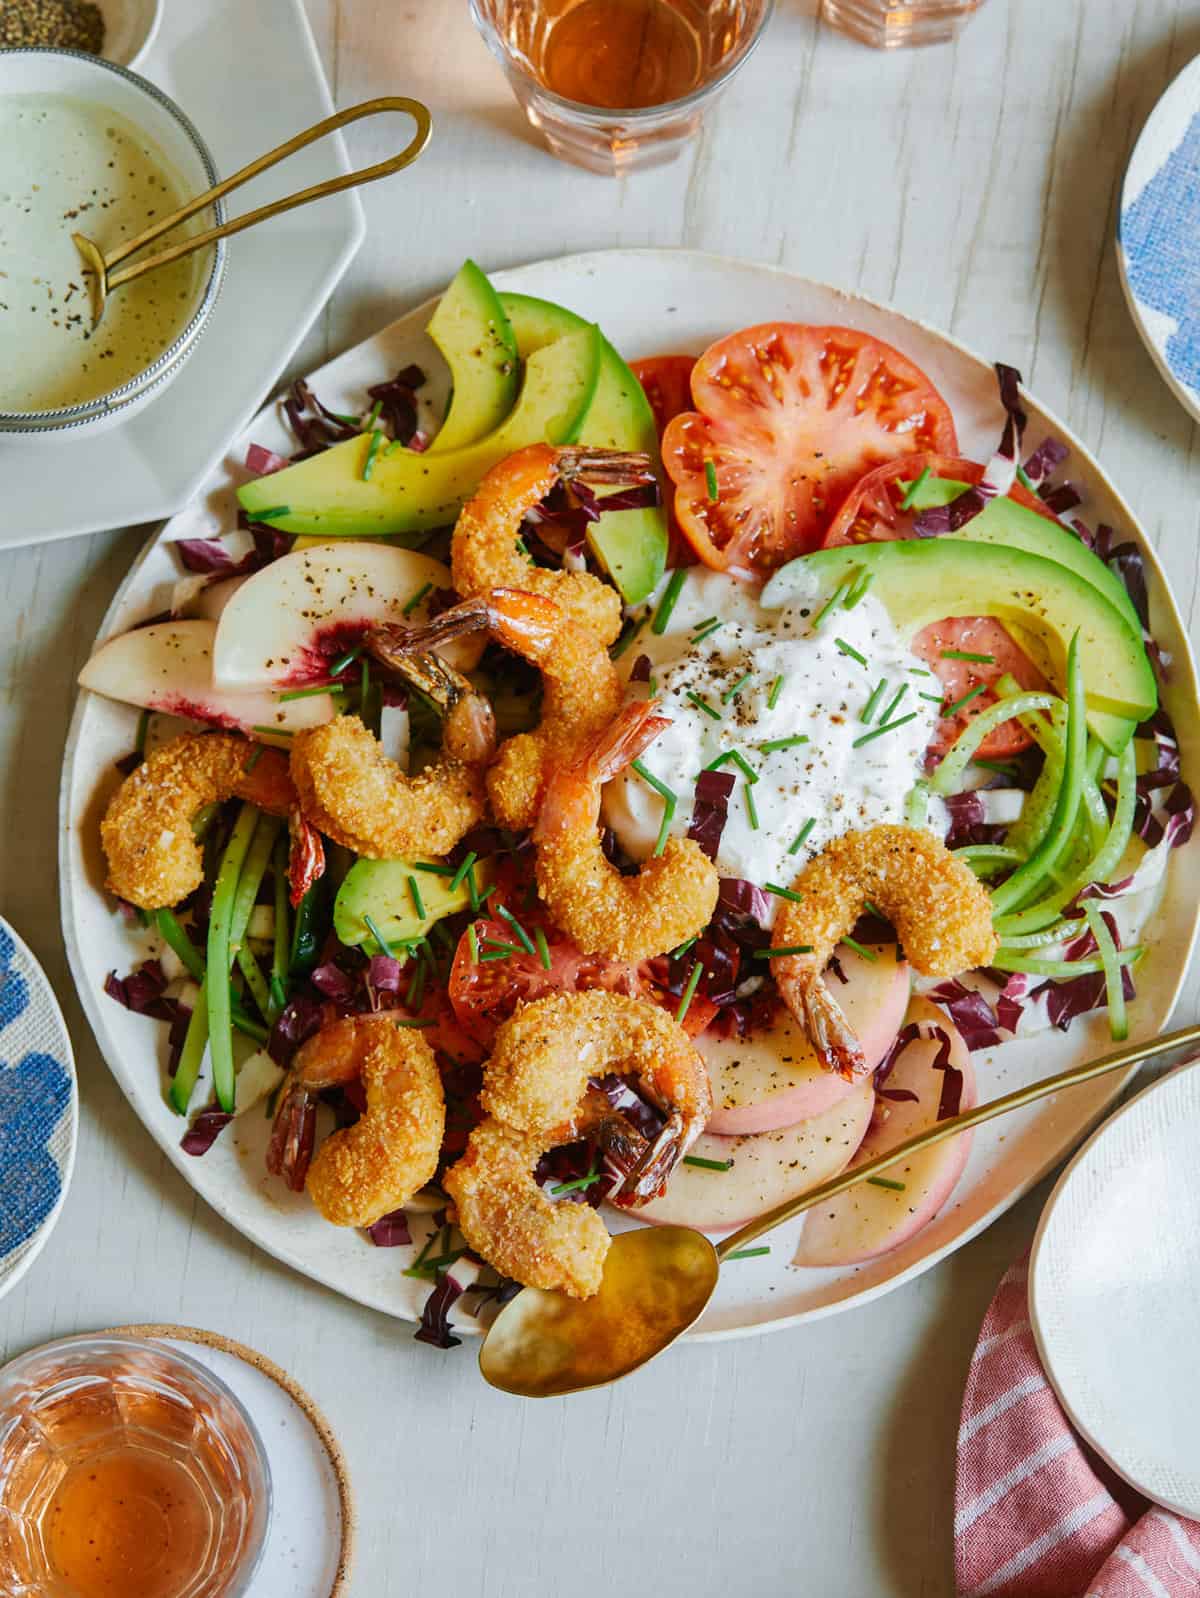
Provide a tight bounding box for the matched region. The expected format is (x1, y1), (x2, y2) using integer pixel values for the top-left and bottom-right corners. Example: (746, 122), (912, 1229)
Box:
(0, 1336), (272, 1598)
(821, 0), (986, 49)
(469, 0), (775, 175)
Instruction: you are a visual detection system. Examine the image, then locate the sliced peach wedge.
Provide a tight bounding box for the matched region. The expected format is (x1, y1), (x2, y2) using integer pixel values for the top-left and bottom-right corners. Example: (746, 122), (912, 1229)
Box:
(635, 1083), (875, 1233)
(210, 544), (481, 689)
(793, 996), (977, 1268)
(701, 943), (909, 1135)
(77, 619), (336, 742)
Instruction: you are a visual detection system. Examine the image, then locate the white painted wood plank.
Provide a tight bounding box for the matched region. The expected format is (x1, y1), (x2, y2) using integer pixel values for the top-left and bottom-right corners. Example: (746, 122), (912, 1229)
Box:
(2, 3), (1197, 1593)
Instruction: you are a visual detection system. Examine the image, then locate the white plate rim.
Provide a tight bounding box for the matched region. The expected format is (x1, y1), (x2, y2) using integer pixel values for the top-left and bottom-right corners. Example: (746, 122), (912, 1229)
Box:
(0, 915), (79, 1303)
(58, 246), (1200, 1342)
(1028, 1057), (1200, 1520)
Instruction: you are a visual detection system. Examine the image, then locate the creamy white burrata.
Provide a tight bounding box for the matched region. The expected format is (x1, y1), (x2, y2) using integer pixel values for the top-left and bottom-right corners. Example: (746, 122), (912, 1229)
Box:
(602, 567), (940, 924)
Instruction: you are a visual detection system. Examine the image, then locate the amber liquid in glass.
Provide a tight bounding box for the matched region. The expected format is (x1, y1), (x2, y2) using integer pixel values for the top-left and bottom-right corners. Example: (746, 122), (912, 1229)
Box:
(530, 0), (708, 109)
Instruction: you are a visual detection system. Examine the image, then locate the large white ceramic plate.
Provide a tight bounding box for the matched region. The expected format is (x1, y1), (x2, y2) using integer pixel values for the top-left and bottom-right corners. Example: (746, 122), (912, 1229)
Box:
(0, 0), (364, 548)
(1117, 53), (1200, 424)
(1030, 1059), (1200, 1520)
(59, 250), (1200, 1341)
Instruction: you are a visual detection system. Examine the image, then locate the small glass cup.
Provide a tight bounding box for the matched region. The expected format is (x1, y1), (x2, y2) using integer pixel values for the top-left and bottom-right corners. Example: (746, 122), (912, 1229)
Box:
(821, 0), (986, 49)
(469, 0), (775, 176)
(0, 1335), (272, 1598)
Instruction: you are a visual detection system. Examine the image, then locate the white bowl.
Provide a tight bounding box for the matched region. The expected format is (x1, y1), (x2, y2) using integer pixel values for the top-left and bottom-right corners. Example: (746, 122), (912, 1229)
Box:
(0, 49), (225, 439)
(96, 0), (163, 70)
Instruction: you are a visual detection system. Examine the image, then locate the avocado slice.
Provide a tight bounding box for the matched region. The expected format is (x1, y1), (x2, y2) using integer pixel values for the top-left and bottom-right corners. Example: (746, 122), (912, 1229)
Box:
(239, 327), (601, 539)
(501, 291), (668, 604)
(762, 539), (1156, 752)
(334, 856), (488, 953)
(426, 260), (519, 454)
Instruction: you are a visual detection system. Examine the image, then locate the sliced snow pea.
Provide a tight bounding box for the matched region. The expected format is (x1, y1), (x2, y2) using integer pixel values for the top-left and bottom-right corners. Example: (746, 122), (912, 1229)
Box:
(207, 804), (261, 1114)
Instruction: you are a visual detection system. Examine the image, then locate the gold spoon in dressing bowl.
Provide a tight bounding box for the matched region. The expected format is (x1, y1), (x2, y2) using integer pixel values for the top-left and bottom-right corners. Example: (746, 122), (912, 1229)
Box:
(479, 1019), (1200, 1397)
(73, 96), (432, 329)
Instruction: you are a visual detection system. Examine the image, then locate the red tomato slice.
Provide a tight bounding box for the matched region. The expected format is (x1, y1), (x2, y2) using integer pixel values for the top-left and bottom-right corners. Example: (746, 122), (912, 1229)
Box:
(631, 355), (696, 435)
(821, 454), (1054, 759)
(660, 325), (957, 574)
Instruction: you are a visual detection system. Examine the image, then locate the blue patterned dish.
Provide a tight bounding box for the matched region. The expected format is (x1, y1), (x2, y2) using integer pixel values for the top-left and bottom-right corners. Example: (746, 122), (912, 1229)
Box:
(0, 918), (76, 1297)
(1119, 55), (1200, 421)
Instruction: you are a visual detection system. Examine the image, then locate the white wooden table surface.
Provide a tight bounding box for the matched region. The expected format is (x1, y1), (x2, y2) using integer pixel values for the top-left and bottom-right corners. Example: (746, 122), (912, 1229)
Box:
(4, 2), (1199, 1593)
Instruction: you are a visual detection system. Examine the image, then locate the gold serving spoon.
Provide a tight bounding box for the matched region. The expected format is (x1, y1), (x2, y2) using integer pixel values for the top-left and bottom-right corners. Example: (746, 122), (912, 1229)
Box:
(73, 96), (432, 329)
(479, 1018), (1200, 1397)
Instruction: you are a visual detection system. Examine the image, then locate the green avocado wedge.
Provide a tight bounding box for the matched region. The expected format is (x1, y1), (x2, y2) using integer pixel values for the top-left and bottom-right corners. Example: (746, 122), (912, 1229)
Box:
(761, 539), (1156, 753)
(501, 291), (668, 604)
(426, 260), (519, 454)
(334, 857), (485, 953)
(238, 326), (602, 539)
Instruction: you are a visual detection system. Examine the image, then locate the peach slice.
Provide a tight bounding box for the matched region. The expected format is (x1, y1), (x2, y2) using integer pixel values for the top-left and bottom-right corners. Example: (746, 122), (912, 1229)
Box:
(635, 1082), (875, 1233)
(78, 619), (336, 740)
(210, 544), (482, 689)
(702, 943), (909, 1134)
(793, 996), (977, 1268)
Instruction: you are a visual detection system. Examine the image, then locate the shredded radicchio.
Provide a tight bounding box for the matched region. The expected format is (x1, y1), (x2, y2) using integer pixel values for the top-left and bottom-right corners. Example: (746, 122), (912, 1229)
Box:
(414, 1274), (463, 1350)
(687, 769), (737, 861)
(914, 363), (1026, 535)
(367, 1208), (412, 1247)
(244, 442), (289, 477)
(941, 790), (1012, 849)
(925, 979), (1007, 1051)
(1123, 707), (1195, 849)
(104, 960), (178, 1022)
(180, 1108), (233, 1156)
(717, 876), (772, 925)
(873, 1020), (963, 1120)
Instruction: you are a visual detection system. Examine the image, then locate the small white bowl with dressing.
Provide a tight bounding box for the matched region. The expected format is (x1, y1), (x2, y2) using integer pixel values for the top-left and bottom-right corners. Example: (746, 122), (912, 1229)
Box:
(0, 50), (225, 438)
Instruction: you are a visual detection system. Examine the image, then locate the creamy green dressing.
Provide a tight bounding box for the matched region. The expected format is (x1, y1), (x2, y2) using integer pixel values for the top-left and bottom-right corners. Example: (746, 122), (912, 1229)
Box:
(0, 95), (204, 413)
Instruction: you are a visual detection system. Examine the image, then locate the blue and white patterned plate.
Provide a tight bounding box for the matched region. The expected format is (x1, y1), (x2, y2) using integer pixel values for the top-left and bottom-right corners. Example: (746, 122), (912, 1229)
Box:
(1118, 55), (1200, 423)
(0, 918), (76, 1298)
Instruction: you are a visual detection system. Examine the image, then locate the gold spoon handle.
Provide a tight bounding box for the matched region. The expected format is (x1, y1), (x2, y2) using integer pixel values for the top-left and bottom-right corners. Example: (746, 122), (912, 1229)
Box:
(101, 96), (431, 290)
(714, 1019), (1200, 1263)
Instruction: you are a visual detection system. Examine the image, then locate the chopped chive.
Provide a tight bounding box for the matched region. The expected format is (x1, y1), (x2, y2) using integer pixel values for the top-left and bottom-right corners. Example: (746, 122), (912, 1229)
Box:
(941, 649), (996, 664)
(631, 759), (678, 857)
(412, 861), (455, 876)
(685, 690), (722, 721)
(810, 583), (847, 632)
(406, 875), (426, 922)
(843, 571), (874, 610)
(861, 678), (888, 724)
(758, 734), (809, 753)
(674, 959), (704, 1025)
(363, 913), (394, 957)
(652, 568), (687, 634)
(481, 939), (524, 957)
(243, 746), (264, 774)
(402, 580), (433, 616)
(726, 1245), (771, 1260)
(449, 851), (477, 893)
(879, 682), (909, 723)
(683, 1154), (732, 1172)
(834, 636), (868, 667)
(610, 614), (646, 659)
(690, 619), (723, 644)
(764, 882), (804, 903)
(361, 429), (384, 481)
(672, 936), (699, 960)
(133, 707), (150, 758)
(722, 672), (753, 704)
(363, 398), (382, 431)
(691, 615), (720, 633)
(767, 674), (785, 710)
(919, 691), (945, 703)
(549, 1168), (601, 1197)
(467, 925), (479, 963)
(534, 926), (551, 972)
(475, 883), (496, 912)
(942, 683), (987, 717)
(788, 818), (816, 854)
(898, 466), (931, 511)
(852, 711), (919, 748)
(727, 749), (759, 784)
(246, 505), (291, 522)
(479, 949), (514, 963)
(277, 683), (344, 702)
(841, 936), (878, 963)
(866, 1175), (906, 1192)
(704, 458), (719, 502)
(496, 903), (537, 957)
(328, 644), (364, 677)
(743, 783), (760, 830)
(909, 667), (933, 677)
(753, 944), (813, 958)
(864, 901), (885, 919)
(973, 757), (1021, 776)
(391, 1017), (436, 1028)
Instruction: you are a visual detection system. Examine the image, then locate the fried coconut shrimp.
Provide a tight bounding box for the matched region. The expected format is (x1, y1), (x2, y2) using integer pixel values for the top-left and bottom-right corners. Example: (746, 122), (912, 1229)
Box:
(101, 732), (296, 909)
(289, 649), (495, 859)
(534, 699), (718, 961)
(451, 443), (655, 648)
(267, 1014), (445, 1226)
(772, 823), (998, 1079)
(444, 1117), (611, 1299)
(387, 586), (622, 830)
(481, 990), (712, 1202)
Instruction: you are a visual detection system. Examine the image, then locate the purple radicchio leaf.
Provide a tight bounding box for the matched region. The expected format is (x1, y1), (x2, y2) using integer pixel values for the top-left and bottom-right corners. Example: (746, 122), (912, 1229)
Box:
(414, 1274), (463, 1350)
(367, 1208), (412, 1246)
(687, 769), (737, 861)
(180, 1108), (233, 1156)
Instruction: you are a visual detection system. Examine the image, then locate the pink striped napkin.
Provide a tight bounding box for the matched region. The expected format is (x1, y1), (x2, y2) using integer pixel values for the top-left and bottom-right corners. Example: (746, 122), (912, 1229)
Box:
(955, 1256), (1200, 1596)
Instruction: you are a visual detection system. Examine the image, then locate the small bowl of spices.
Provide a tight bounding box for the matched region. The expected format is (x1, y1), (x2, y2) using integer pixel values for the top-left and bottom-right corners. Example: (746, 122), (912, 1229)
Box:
(1, 0), (164, 71)
(0, 47), (224, 437)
